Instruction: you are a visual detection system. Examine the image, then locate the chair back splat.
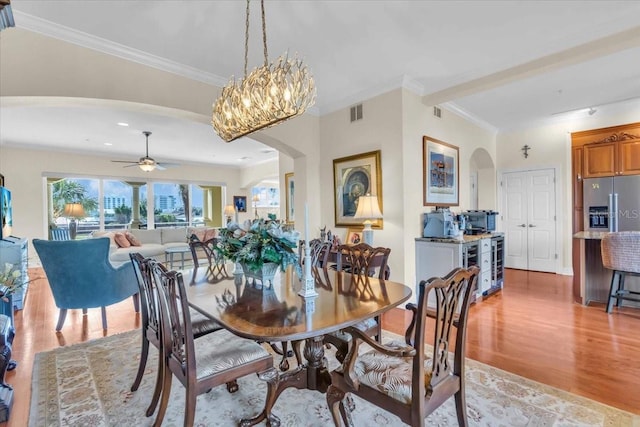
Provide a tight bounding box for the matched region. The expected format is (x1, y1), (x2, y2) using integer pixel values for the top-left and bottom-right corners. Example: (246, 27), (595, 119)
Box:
(327, 266), (479, 427)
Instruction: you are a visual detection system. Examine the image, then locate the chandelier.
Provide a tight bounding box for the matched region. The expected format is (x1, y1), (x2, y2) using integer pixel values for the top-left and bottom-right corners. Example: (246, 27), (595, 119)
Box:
(212, 0), (316, 142)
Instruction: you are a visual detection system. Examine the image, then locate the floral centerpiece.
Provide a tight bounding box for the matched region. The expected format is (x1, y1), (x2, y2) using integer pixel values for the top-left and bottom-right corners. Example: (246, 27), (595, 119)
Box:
(218, 215), (302, 282)
(0, 263), (23, 302)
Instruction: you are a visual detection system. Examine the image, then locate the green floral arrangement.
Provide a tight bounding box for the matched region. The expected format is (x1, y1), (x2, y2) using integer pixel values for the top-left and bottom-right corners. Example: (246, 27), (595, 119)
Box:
(0, 263), (24, 301)
(218, 215), (301, 275)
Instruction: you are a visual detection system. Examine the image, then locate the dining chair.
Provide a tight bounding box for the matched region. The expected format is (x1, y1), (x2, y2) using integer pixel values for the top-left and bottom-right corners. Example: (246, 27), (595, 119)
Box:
(601, 231), (640, 313)
(324, 243), (391, 361)
(150, 259), (278, 427)
(188, 234), (228, 281)
(128, 253), (225, 418)
(49, 228), (70, 241)
(327, 266), (479, 427)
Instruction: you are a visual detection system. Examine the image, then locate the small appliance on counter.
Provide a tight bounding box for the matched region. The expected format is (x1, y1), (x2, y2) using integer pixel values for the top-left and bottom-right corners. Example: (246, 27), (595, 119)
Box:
(462, 210), (498, 234)
(423, 209), (456, 238)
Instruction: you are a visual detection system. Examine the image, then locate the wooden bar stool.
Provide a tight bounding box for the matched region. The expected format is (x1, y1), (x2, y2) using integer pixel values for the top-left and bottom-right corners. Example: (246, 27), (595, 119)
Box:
(601, 231), (640, 313)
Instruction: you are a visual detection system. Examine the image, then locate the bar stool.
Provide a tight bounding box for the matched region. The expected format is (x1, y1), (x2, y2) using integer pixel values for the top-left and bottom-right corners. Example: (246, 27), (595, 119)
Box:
(601, 231), (640, 313)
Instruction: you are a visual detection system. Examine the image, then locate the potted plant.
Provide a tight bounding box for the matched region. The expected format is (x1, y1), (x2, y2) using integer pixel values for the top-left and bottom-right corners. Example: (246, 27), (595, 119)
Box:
(0, 263), (24, 322)
(218, 215), (301, 285)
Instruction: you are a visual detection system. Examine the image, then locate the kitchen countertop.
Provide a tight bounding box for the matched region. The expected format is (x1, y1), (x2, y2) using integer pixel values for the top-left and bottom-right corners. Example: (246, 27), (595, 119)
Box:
(416, 232), (503, 244)
(573, 231), (608, 240)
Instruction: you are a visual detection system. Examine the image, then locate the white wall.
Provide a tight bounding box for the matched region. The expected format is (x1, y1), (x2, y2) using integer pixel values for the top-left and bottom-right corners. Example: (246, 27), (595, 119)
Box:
(402, 89), (497, 294)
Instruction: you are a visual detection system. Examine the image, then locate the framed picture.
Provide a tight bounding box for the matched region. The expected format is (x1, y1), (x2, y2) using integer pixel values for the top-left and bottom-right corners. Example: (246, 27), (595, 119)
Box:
(423, 136), (459, 206)
(333, 150), (383, 228)
(233, 195), (247, 213)
(346, 229), (363, 245)
(284, 172), (295, 223)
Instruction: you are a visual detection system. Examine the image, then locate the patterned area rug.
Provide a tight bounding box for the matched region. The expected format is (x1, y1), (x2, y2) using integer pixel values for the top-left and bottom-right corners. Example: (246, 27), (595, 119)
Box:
(30, 330), (639, 426)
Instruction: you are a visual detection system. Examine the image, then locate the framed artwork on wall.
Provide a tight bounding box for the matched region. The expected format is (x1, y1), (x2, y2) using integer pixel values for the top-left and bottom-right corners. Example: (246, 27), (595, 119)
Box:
(233, 195), (247, 213)
(333, 150), (383, 228)
(284, 172), (295, 223)
(423, 136), (459, 206)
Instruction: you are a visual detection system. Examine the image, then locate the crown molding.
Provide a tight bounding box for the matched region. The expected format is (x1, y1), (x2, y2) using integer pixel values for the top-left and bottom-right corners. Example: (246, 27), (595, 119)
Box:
(442, 102), (498, 134)
(13, 10), (228, 87)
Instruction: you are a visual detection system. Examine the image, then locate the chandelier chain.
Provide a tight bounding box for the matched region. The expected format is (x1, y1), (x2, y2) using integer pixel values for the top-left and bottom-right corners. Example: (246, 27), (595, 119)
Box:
(261, 0), (268, 66)
(244, 0), (250, 78)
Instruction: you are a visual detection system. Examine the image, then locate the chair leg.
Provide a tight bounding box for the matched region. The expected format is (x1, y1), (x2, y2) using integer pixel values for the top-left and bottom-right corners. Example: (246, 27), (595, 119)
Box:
(617, 272), (626, 308)
(146, 347), (164, 417)
(55, 309), (68, 331)
(132, 293), (140, 313)
(82, 308), (88, 315)
(153, 361), (173, 427)
(454, 386), (469, 427)
(279, 341), (290, 371)
(375, 315), (382, 343)
(327, 384), (352, 427)
(606, 271), (621, 313)
(184, 387), (197, 427)
(131, 335), (149, 392)
(101, 306), (108, 330)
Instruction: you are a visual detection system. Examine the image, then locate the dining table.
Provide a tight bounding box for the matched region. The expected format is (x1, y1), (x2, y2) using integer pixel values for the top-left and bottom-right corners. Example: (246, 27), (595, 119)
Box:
(184, 264), (412, 426)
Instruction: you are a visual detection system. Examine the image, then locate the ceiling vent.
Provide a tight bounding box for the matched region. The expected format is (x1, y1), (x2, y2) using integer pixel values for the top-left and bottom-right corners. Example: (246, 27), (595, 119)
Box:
(433, 106), (442, 118)
(350, 104), (363, 122)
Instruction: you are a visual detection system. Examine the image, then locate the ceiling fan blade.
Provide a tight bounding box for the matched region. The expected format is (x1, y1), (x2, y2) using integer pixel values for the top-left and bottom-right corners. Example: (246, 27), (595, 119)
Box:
(123, 164), (141, 168)
(154, 164), (166, 171)
(111, 160), (138, 164)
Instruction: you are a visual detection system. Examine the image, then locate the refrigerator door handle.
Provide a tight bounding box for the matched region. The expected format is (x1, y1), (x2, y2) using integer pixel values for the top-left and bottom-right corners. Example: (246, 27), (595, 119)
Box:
(608, 193), (614, 232)
(613, 193), (619, 232)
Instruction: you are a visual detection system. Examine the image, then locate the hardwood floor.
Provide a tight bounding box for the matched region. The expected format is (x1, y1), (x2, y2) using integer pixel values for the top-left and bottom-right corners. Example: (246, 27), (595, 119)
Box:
(4, 267), (640, 426)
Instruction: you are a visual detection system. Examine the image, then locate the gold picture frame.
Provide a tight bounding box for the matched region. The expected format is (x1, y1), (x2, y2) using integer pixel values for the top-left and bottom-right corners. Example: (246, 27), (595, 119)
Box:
(346, 228), (363, 245)
(284, 172), (294, 223)
(423, 136), (459, 207)
(333, 150), (383, 228)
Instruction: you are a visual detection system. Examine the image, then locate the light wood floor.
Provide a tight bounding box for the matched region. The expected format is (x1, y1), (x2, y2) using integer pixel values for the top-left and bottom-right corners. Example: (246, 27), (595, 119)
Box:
(4, 268), (640, 426)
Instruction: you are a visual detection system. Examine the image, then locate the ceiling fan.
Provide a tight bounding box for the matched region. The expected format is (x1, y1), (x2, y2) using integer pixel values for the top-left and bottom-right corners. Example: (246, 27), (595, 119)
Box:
(111, 131), (179, 172)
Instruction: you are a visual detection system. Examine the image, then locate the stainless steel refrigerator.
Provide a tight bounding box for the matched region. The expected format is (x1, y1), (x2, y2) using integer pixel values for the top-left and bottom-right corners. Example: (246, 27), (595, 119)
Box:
(583, 175), (640, 232)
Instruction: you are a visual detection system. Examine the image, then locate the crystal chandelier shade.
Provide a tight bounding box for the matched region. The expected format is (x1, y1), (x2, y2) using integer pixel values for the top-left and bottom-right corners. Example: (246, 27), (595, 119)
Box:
(212, 0), (316, 143)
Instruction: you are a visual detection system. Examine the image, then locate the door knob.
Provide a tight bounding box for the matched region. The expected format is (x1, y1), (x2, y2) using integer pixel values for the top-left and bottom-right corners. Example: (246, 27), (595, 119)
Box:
(529, 224), (536, 227)
(518, 224), (526, 227)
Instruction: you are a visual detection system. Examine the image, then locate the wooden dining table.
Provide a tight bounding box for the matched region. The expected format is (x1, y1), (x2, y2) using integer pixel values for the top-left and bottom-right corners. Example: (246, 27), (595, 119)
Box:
(184, 265), (412, 426)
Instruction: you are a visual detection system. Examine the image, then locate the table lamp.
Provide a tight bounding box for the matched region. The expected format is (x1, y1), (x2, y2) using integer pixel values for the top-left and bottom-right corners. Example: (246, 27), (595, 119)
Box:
(353, 194), (382, 245)
(223, 204), (236, 224)
(63, 202), (85, 240)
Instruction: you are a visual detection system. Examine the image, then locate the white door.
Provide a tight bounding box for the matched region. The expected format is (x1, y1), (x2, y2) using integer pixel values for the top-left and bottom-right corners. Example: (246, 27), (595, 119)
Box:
(502, 169), (556, 273)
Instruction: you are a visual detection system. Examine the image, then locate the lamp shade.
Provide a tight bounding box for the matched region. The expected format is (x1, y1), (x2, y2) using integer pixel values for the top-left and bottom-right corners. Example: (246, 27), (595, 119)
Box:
(354, 194), (382, 220)
(224, 204), (236, 217)
(63, 203), (85, 218)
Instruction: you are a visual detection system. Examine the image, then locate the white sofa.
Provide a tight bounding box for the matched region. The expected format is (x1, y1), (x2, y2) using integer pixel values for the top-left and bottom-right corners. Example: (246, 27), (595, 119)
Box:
(91, 227), (218, 264)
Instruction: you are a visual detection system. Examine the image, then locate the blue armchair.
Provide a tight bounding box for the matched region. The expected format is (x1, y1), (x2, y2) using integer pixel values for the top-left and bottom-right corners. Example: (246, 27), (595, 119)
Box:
(33, 237), (139, 331)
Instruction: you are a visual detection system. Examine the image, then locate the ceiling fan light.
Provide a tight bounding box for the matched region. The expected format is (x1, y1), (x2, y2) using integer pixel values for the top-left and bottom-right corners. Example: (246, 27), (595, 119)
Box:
(139, 163), (155, 172)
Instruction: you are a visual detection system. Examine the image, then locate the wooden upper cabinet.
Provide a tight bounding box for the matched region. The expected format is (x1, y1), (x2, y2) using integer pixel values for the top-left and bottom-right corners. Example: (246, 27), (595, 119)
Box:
(618, 139), (640, 175)
(583, 142), (616, 178)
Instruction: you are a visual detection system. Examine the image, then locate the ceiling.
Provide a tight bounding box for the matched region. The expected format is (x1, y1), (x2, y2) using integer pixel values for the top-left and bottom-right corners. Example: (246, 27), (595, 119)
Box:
(2, 1), (640, 168)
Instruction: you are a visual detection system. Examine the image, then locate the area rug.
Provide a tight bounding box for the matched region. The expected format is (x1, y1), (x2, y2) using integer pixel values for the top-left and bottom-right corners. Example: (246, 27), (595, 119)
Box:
(29, 330), (639, 427)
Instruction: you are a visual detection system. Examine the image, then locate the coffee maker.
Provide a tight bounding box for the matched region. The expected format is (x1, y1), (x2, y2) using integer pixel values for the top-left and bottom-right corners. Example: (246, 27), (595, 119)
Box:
(423, 209), (455, 238)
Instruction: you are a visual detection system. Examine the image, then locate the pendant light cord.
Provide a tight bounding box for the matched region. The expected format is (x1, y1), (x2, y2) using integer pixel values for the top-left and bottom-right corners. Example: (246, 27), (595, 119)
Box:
(243, 0), (269, 77)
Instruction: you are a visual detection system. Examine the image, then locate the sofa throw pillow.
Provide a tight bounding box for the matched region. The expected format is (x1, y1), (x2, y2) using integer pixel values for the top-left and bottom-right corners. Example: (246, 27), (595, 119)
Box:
(113, 232), (131, 248)
(125, 231), (142, 247)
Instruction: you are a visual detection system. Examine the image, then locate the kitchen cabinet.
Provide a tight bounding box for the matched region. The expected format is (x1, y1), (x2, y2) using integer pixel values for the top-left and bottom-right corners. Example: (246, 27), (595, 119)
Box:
(583, 137), (640, 178)
(415, 234), (504, 302)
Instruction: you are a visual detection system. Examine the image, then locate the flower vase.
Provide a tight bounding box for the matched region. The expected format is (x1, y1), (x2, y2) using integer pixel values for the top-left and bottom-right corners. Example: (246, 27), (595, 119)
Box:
(241, 262), (279, 288)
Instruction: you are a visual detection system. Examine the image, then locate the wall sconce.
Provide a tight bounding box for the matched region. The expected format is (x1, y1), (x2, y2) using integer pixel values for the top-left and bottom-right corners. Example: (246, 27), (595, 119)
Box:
(521, 145), (531, 159)
(353, 194), (383, 245)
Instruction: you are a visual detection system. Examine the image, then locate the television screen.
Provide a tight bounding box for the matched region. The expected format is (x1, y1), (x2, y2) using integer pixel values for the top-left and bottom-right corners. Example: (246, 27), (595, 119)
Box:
(0, 187), (12, 239)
